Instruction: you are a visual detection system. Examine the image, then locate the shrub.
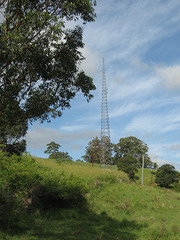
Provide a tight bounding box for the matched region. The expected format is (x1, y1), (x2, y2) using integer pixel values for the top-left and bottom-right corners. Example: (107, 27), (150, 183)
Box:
(155, 164), (179, 188)
(36, 172), (88, 209)
(0, 152), (88, 228)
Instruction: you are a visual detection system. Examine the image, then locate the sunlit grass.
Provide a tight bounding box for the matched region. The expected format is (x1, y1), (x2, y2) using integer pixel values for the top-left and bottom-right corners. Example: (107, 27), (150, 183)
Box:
(34, 157), (129, 186)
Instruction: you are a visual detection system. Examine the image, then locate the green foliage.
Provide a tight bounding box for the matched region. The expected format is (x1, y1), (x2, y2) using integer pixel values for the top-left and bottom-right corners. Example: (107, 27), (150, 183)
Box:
(114, 136), (153, 168)
(97, 174), (117, 184)
(155, 164), (179, 188)
(0, 153), (88, 228)
(37, 173), (88, 209)
(54, 152), (73, 161)
(172, 182), (180, 192)
(82, 137), (102, 164)
(44, 141), (61, 158)
(117, 155), (139, 181)
(0, 121), (27, 155)
(82, 136), (112, 165)
(0, 0), (96, 150)
(0, 152), (42, 227)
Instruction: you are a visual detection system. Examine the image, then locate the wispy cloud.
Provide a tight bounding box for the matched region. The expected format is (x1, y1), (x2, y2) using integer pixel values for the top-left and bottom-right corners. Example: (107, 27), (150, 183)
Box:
(156, 65), (180, 92)
(123, 109), (180, 137)
(84, 0), (180, 62)
(109, 76), (159, 102)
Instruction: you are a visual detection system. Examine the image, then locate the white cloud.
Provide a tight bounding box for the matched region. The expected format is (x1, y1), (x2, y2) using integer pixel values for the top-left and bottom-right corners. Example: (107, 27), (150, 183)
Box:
(156, 65), (180, 91)
(80, 46), (99, 77)
(25, 125), (100, 150)
(60, 124), (92, 132)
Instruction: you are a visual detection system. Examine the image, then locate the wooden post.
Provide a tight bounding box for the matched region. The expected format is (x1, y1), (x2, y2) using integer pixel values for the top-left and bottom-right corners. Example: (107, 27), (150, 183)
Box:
(92, 151), (93, 167)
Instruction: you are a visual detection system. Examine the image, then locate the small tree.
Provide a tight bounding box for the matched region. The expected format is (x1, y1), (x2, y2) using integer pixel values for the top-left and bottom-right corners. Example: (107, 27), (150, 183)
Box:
(155, 164), (179, 188)
(44, 141), (61, 159)
(44, 141), (72, 161)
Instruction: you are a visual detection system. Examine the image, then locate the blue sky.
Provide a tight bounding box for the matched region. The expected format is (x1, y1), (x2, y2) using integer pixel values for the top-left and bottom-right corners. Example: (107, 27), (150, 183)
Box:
(23, 0), (180, 170)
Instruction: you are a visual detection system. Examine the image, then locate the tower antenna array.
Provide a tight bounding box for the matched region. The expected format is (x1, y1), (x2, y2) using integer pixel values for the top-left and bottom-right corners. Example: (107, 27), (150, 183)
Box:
(101, 58), (111, 165)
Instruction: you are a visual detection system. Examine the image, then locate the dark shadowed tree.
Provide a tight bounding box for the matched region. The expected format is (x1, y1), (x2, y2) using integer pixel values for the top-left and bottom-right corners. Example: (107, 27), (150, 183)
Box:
(155, 164), (179, 188)
(0, 0), (96, 153)
(117, 155), (139, 181)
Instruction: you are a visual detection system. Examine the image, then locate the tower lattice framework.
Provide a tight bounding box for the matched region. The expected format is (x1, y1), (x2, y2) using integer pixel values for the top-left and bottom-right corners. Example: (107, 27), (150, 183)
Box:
(101, 58), (111, 165)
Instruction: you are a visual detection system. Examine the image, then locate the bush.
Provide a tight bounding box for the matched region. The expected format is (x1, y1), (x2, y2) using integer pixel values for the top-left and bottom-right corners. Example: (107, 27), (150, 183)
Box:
(0, 153), (88, 228)
(36, 172), (88, 209)
(155, 164), (179, 188)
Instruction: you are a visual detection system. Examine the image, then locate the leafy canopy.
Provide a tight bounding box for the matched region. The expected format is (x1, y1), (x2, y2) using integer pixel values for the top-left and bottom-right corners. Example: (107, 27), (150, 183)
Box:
(0, 0), (96, 152)
(113, 136), (153, 168)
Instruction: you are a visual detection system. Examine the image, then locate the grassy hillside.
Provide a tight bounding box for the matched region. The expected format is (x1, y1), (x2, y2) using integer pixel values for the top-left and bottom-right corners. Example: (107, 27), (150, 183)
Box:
(1, 157), (180, 240)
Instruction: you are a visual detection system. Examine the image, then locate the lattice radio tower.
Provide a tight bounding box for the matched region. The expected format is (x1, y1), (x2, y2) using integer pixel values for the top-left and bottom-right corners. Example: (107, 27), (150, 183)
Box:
(101, 58), (111, 165)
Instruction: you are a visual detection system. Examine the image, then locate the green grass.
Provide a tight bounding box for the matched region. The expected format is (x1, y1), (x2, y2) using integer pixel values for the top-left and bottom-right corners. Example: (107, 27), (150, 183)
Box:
(1, 158), (180, 240)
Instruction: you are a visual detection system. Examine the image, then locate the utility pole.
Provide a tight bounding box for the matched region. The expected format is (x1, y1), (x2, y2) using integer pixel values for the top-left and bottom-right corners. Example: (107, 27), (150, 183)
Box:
(101, 58), (111, 165)
(141, 155), (144, 185)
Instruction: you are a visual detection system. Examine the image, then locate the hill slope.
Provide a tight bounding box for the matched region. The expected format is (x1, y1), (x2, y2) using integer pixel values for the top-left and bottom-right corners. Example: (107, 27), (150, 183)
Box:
(1, 157), (180, 240)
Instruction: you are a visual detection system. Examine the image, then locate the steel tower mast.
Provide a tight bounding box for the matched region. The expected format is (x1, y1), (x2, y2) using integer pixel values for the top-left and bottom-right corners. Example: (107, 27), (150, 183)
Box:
(101, 58), (111, 165)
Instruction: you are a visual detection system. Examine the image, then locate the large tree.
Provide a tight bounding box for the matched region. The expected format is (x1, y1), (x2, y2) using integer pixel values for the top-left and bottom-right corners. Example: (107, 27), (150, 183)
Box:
(113, 136), (153, 168)
(0, 0), (96, 153)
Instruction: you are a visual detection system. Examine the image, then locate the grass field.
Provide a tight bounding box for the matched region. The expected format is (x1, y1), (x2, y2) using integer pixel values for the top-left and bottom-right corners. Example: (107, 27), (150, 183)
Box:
(1, 158), (180, 240)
